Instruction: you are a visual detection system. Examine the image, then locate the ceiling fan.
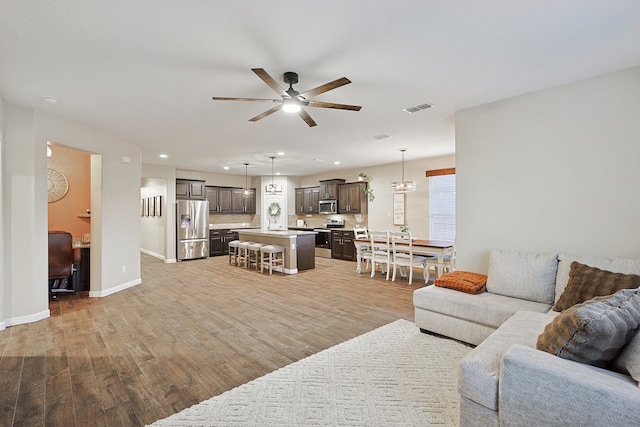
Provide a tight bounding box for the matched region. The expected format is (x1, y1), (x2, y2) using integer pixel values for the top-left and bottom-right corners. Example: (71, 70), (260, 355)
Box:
(212, 68), (361, 127)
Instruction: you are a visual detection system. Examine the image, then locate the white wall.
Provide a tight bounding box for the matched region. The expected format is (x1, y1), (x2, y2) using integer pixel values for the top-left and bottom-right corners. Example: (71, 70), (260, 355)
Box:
(455, 66), (640, 274)
(1, 104), (143, 327)
(141, 164), (176, 261)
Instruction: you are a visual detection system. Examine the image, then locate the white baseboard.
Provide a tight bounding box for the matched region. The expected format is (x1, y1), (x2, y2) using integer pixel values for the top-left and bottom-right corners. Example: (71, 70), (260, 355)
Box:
(89, 278), (142, 298)
(4, 309), (50, 328)
(164, 258), (177, 263)
(140, 248), (165, 260)
(0, 321), (5, 331)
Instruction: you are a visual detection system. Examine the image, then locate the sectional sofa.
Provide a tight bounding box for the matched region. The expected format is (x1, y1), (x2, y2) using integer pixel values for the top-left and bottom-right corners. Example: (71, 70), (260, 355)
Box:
(413, 249), (640, 426)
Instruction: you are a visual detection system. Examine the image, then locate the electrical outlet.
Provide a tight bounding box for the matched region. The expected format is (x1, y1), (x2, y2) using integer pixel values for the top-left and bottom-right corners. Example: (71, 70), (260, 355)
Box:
(122, 265), (126, 273)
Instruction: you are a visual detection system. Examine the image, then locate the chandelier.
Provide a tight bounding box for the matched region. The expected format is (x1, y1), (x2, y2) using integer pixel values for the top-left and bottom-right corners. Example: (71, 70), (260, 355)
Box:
(390, 149), (416, 193)
(265, 156), (282, 194)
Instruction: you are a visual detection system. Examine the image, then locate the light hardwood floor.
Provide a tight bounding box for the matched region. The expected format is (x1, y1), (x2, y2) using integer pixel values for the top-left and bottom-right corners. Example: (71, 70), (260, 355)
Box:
(0, 253), (428, 426)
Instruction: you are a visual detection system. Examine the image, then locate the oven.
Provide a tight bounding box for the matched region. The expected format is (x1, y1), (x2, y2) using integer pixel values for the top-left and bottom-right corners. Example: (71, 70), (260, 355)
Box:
(314, 219), (344, 258)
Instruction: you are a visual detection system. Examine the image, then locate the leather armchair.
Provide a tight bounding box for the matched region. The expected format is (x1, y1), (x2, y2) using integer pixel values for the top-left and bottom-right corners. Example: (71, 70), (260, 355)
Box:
(48, 231), (81, 299)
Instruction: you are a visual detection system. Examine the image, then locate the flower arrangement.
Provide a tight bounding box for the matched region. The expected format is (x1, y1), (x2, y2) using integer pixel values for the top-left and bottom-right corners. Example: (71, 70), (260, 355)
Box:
(267, 202), (281, 217)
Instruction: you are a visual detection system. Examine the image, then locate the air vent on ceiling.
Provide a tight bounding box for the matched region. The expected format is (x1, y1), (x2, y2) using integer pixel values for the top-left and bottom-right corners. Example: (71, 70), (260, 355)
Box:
(403, 102), (433, 113)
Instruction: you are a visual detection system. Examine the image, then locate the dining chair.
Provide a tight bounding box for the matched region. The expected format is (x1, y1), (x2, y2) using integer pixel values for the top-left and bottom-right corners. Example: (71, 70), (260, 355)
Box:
(353, 227), (372, 272)
(424, 244), (456, 280)
(390, 231), (430, 285)
(369, 230), (391, 280)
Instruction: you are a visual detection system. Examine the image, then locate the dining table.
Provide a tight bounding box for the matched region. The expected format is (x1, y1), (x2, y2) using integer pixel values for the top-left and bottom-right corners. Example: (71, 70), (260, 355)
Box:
(353, 237), (455, 277)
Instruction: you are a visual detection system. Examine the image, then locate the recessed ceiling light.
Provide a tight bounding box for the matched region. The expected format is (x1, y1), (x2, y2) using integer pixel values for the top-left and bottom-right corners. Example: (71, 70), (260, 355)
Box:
(223, 166), (230, 170)
(159, 154), (168, 158)
(276, 172), (281, 175)
(334, 161), (340, 165)
(277, 152), (285, 156)
(42, 96), (58, 104)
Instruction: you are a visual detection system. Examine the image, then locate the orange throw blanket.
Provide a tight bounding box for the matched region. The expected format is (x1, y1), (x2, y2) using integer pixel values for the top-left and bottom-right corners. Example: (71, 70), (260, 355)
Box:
(434, 271), (488, 295)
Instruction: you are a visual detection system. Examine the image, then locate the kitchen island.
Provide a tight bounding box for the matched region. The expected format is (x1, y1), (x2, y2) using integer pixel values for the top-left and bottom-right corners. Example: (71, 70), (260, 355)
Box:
(235, 229), (316, 274)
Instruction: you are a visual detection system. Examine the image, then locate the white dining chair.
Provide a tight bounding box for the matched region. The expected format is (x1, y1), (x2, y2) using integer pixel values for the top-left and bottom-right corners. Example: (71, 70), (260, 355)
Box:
(424, 244), (456, 280)
(369, 230), (391, 280)
(353, 227), (372, 272)
(390, 231), (430, 285)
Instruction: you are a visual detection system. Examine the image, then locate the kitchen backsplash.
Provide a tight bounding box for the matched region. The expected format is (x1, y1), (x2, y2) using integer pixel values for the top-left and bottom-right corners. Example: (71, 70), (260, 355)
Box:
(288, 214), (368, 229)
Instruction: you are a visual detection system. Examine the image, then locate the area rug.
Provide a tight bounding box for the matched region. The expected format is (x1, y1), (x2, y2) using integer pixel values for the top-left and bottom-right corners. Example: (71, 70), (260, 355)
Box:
(149, 319), (472, 426)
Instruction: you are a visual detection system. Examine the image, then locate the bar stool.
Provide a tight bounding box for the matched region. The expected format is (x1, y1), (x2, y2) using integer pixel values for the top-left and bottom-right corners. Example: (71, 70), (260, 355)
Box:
(247, 242), (264, 270)
(237, 241), (253, 268)
(260, 245), (285, 275)
(228, 240), (240, 266)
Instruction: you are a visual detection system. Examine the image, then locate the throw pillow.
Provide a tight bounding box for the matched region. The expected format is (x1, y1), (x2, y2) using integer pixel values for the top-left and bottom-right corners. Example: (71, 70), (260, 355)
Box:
(486, 249), (558, 304)
(537, 288), (640, 368)
(553, 262), (640, 311)
(612, 328), (640, 387)
(434, 271), (488, 295)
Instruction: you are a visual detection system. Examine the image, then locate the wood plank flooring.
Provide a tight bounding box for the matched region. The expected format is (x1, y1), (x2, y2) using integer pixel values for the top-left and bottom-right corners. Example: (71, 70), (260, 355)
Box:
(0, 254), (428, 426)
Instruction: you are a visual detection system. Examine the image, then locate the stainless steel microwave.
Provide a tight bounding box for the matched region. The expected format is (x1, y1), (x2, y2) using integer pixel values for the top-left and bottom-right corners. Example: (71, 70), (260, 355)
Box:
(319, 199), (338, 214)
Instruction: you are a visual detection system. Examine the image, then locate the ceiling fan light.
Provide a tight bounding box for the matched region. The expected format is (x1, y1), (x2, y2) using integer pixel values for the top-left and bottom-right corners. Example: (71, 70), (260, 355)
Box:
(282, 99), (301, 113)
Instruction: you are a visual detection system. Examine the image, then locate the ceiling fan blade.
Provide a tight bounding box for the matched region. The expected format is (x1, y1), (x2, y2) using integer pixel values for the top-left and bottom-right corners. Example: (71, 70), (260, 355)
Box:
(212, 97), (279, 103)
(249, 105), (282, 122)
(306, 101), (362, 111)
(299, 77), (351, 99)
(252, 68), (289, 98)
(298, 108), (318, 127)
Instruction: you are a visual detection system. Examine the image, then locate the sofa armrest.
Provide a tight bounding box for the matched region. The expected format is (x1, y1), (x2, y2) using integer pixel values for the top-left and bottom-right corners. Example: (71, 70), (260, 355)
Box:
(499, 344), (640, 427)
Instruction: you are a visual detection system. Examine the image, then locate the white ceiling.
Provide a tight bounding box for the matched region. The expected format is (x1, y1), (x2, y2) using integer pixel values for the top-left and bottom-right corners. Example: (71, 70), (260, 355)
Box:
(2, 1), (640, 177)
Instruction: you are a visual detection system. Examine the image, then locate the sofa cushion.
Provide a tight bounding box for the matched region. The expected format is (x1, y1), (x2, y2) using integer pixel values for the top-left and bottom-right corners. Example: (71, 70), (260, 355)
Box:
(613, 328), (640, 387)
(413, 285), (551, 329)
(555, 254), (640, 305)
(458, 311), (556, 411)
(537, 288), (640, 368)
(553, 262), (640, 311)
(486, 249), (558, 305)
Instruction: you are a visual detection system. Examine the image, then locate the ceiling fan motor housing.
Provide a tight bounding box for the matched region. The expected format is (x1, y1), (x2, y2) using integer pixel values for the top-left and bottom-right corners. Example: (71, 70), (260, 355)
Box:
(283, 71), (299, 85)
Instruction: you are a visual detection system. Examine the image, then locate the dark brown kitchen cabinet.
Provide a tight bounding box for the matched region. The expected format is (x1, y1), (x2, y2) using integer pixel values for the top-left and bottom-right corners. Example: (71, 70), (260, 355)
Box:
(319, 179), (345, 200)
(210, 229), (239, 256)
(295, 186), (320, 214)
(231, 188), (256, 214)
(338, 182), (367, 214)
(331, 230), (356, 261)
(206, 186), (233, 213)
(176, 179), (206, 200)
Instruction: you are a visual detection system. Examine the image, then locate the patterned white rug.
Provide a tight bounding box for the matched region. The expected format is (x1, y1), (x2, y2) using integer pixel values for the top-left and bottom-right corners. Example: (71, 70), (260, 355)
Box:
(149, 319), (472, 426)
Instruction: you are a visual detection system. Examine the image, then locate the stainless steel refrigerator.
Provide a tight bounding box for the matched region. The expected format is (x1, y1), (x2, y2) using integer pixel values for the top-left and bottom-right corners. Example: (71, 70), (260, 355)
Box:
(176, 200), (209, 261)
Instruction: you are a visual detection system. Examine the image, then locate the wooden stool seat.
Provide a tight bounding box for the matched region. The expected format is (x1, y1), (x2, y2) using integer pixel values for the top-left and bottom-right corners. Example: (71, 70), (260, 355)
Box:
(237, 241), (253, 268)
(247, 242), (264, 270)
(227, 240), (240, 266)
(260, 245), (285, 275)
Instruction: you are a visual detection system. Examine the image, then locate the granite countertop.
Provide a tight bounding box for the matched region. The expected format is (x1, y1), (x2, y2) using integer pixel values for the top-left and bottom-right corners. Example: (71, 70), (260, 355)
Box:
(209, 223), (260, 230)
(234, 229), (317, 236)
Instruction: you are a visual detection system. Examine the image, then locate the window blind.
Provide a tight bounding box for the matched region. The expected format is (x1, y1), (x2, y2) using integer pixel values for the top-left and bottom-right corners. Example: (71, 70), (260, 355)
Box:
(429, 174), (456, 241)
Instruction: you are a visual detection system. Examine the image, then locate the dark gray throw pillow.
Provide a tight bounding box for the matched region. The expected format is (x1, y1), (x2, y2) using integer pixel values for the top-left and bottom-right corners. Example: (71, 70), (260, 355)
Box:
(553, 262), (640, 311)
(537, 288), (640, 368)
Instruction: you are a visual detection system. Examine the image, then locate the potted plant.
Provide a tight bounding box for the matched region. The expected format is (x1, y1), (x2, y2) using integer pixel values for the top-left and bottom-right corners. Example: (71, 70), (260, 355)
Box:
(358, 172), (375, 202)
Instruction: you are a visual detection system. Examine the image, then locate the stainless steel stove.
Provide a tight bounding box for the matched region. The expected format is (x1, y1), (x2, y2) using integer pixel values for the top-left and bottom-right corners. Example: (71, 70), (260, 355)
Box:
(313, 219), (345, 258)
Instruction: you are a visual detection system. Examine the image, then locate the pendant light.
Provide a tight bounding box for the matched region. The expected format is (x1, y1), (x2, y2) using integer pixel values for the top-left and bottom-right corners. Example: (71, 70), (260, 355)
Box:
(390, 149), (416, 193)
(265, 156), (282, 194)
(242, 163), (251, 198)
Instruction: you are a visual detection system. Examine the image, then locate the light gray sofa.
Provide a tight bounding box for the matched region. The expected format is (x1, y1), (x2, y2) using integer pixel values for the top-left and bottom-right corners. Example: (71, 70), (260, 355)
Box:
(413, 249), (640, 426)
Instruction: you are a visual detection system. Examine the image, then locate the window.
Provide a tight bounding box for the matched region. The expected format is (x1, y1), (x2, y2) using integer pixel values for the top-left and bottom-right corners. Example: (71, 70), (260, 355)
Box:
(429, 173), (456, 241)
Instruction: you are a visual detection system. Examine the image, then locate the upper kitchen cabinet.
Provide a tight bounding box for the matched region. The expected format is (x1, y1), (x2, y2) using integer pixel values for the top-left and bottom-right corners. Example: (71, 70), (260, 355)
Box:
(176, 179), (206, 200)
(338, 182), (368, 214)
(206, 186), (233, 213)
(319, 179), (345, 200)
(231, 188), (256, 214)
(295, 187), (320, 214)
